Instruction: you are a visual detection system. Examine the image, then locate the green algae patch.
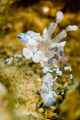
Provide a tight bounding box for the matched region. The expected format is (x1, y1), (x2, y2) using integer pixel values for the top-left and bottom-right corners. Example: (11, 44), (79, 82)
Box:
(61, 83), (80, 120)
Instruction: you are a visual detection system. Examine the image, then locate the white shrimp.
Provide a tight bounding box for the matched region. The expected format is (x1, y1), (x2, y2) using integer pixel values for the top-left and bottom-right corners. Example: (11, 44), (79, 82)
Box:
(3, 11), (78, 106)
